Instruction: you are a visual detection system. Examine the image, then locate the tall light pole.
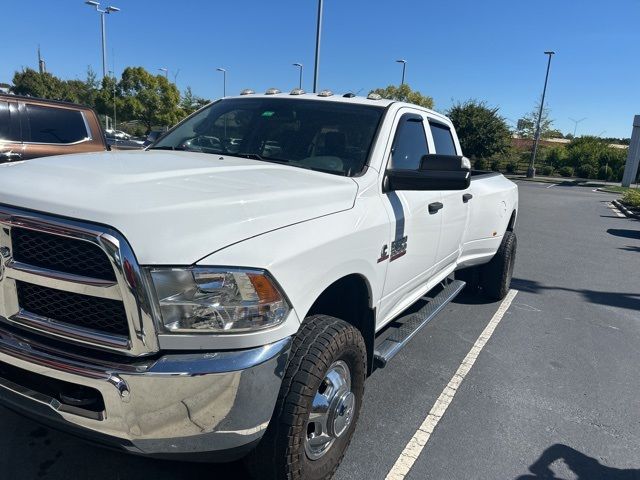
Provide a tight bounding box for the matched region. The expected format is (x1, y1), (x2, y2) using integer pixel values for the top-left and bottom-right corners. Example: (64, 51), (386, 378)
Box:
(527, 51), (555, 179)
(313, 0), (323, 93)
(158, 67), (168, 79)
(108, 70), (116, 131)
(293, 63), (303, 90)
(396, 59), (407, 85)
(85, 1), (120, 79)
(216, 68), (227, 97)
(569, 117), (586, 137)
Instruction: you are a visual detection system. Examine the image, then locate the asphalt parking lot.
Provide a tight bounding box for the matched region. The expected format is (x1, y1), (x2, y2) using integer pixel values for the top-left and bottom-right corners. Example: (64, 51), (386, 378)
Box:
(1, 181), (639, 479)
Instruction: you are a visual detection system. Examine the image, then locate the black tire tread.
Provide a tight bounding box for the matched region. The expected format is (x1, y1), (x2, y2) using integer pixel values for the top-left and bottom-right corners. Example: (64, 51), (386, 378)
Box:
(480, 230), (517, 300)
(246, 315), (367, 480)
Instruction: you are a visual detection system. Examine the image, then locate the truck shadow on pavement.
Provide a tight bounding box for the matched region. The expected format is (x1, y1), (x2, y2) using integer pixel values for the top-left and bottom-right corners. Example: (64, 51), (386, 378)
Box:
(607, 228), (640, 240)
(619, 245), (640, 253)
(451, 289), (497, 306)
(0, 406), (251, 479)
(515, 444), (640, 479)
(511, 278), (640, 312)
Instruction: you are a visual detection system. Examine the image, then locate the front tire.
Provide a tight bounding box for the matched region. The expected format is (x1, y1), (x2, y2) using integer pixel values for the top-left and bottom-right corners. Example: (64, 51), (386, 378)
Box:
(246, 315), (367, 480)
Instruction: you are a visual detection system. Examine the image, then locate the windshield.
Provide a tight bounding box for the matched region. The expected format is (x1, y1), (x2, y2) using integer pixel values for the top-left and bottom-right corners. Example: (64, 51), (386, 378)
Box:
(151, 98), (384, 176)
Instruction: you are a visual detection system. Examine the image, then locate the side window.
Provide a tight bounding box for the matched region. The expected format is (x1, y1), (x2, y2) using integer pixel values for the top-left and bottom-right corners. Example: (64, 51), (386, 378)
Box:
(429, 122), (457, 156)
(0, 102), (11, 141)
(390, 114), (429, 170)
(25, 105), (88, 144)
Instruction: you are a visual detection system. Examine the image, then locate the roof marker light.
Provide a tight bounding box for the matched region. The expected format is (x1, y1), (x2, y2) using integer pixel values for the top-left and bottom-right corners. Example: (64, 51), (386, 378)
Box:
(290, 88), (305, 95)
(343, 92), (356, 98)
(265, 88), (281, 95)
(318, 90), (334, 97)
(240, 89), (255, 95)
(367, 93), (382, 100)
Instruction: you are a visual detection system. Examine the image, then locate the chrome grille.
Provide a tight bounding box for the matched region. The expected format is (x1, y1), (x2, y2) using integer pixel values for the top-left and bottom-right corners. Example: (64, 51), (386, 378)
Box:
(11, 228), (116, 281)
(0, 206), (158, 356)
(16, 281), (129, 336)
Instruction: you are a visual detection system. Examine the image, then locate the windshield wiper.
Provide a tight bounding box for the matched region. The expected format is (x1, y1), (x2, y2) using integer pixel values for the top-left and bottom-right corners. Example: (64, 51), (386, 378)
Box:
(236, 152), (264, 160)
(148, 145), (186, 151)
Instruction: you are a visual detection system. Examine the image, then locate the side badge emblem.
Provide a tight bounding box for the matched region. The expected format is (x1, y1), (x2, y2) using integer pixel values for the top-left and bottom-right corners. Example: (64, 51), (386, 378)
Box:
(377, 244), (389, 263)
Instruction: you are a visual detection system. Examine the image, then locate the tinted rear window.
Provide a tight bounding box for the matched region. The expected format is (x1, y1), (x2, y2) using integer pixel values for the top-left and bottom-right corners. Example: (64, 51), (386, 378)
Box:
(0, 101), (11, 141)
(25, 105), (88, 144)
(430, 122), (457, 156)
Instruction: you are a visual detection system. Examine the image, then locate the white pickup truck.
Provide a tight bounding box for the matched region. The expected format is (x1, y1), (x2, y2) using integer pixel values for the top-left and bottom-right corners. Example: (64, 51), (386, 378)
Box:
(0, 91), (517, 479)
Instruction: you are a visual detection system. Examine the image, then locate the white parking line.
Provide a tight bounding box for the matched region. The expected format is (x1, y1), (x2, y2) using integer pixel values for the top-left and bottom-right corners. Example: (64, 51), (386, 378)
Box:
(385, 289), (519, 480)
(608, 202), (625, 218)
(546, 183), (557, 189)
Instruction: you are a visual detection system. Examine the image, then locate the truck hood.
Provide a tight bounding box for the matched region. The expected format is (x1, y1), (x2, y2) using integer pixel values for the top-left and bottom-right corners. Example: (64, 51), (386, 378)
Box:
(0, 151), (358, 264)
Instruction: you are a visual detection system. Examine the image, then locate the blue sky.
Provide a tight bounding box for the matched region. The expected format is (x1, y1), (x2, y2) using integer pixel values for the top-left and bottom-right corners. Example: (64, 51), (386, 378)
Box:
(2, 0), (639, 138)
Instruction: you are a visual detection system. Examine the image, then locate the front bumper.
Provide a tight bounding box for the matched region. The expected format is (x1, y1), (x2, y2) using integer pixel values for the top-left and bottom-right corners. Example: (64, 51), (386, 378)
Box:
(0, 325), (291, 460)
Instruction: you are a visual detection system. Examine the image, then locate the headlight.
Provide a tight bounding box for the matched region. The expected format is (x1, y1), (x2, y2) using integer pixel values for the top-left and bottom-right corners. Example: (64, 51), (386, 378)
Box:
(148, 267), (290, 333)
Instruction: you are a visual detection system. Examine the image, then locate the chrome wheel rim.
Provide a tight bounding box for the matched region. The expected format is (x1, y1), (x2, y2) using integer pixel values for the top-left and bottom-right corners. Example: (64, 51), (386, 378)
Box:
(304, 360), (355, 460)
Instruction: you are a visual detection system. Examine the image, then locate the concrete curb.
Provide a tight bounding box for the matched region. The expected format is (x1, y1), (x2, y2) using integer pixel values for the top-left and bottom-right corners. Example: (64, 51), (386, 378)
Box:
(612, 199), (640, 220)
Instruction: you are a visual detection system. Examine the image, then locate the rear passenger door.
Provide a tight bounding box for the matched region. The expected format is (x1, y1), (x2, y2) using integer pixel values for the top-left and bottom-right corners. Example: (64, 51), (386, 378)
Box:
(0, 100), (24, 163)
(20, 103), (92, 159)
(427, 119), (469, 267)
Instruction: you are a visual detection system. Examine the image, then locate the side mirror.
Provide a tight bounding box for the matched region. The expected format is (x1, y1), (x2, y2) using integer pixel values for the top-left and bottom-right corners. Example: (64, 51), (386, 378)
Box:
(386, 154), (471, 191)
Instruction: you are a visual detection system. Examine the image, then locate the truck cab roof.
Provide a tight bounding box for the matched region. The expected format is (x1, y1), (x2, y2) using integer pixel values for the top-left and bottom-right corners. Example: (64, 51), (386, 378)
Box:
(221, 90), (451, 124)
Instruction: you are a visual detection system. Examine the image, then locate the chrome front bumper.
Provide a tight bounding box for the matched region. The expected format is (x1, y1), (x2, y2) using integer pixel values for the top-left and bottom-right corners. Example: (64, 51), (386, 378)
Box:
(0, 325), (291, 459)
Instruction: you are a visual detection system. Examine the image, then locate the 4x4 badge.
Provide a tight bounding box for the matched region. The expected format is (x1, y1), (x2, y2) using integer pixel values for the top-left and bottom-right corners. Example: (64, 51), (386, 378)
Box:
(390, 236), (408, 261)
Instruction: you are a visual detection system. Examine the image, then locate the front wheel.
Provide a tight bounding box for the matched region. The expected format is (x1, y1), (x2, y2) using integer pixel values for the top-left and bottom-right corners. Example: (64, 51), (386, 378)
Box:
(246, 315), (367, 480)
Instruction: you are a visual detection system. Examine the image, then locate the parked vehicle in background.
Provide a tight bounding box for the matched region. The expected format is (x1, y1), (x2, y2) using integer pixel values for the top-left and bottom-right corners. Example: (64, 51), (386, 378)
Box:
(105, 129), (145, 150)
(106, 129), (131, 140)
(0, 94), (106, 162)
(0, 92), (517, 479)
(143, 130), (165, 147)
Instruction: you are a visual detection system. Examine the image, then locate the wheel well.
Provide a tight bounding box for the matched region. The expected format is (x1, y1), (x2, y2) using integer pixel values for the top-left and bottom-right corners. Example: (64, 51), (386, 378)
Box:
(306, 274), (376, 375)
(507, 210), (517, 231)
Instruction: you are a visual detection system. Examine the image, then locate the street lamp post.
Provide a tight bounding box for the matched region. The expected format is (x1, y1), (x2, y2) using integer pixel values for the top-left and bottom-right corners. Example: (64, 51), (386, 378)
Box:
(313, 0), (323, 93)
(216, 68), (227, 97)
(293, 63), (303, 90)
(396, 59), (407, 85)
(569, 117), (586, 137)
(158, 67), (168, 79)
(85, 1), (120, 79)
(527, 51), (555, 179)
(108, 70), (116, 131)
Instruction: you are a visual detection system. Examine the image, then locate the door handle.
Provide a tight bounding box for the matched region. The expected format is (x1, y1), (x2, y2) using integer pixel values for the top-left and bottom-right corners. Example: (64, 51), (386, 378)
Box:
(462, 193), (473, 203)
(0, 152), (22, 161)
(428, 202), (444, 214)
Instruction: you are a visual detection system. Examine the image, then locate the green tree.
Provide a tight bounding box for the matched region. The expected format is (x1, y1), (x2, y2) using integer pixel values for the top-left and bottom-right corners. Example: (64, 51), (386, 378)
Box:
(94, 75), (123, 127)
(599, 146), (627, 173)
(180, 86), (210, 117)
(11, 68), (69, 100)
(546, 146), (567, 168)
(118, 67), (181, 132)
(12, 67), (100, 108)
(369, 84), (434, 109)
(565, 136), (606, 170)
(516, 101), (555, 139)
(446, 100), (511, 159)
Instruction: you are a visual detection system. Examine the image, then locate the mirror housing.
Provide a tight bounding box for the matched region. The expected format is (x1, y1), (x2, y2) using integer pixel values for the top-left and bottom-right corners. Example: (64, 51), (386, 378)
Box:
(386, 154), (471, 191)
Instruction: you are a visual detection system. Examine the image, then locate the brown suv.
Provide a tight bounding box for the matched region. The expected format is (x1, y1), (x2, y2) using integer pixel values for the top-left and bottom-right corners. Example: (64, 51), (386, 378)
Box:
(0, 94), (106, 162)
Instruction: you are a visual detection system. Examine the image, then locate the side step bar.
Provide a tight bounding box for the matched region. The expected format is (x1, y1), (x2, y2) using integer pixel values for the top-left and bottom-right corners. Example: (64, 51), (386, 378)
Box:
(373, 279), (465, 368)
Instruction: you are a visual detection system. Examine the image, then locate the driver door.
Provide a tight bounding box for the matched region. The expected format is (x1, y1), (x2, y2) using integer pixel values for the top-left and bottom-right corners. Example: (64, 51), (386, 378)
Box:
(378, 110), (442, 324)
